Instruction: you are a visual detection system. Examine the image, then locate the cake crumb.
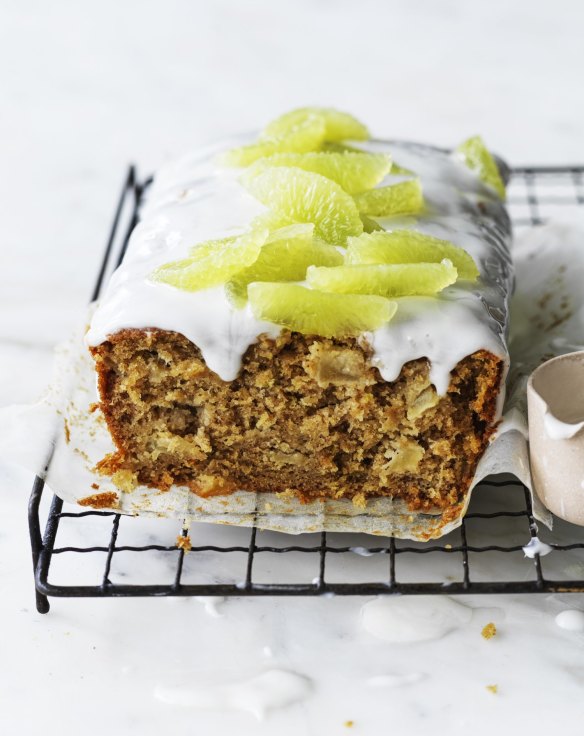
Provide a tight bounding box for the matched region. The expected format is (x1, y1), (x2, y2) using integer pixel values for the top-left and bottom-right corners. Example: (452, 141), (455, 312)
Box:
(176, 534), (192, 553)
(78, 492), (119, 509)
(482, 622), (497, 639)
(486, 684), (498, 694)
(111, 469), (138, 492)
(63, 420), (71, 444)
(344, 721), (354, 728)
(91, 482), (100, 490)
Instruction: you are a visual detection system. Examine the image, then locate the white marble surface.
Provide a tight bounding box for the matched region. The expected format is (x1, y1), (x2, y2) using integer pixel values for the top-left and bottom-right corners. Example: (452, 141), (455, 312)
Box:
(2, 1), (584, 733)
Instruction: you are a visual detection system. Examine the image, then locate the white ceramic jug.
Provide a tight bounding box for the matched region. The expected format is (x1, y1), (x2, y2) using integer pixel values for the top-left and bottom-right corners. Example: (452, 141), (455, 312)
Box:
(527, 351), (584, 525)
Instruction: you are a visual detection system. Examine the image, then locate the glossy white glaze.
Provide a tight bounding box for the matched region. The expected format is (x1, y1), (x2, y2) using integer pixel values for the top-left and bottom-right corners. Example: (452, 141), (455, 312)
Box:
(367, 673), (426, 688)
(360, 596), (473, 643)
(522, 537), (553, 558)
(543, 408), (584, 440)
(86, 137), (512, 396)
(154, 669), (312, 720)
(555, 610), (584, 632)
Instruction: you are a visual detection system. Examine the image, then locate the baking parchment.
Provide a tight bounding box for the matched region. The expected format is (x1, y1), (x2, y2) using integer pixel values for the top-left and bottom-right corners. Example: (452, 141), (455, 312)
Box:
(3, 217), (584, 539)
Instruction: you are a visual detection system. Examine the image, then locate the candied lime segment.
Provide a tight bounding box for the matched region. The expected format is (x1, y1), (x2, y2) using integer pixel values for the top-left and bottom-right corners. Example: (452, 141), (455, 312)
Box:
(226, 224), (343, 307)
(222, 115), (325, 167)
(456, 135), (506, 199)
(361, 215), (383, 233)
(151, 229), (267, 291)
(248, 282), (396, 337)
(346, 230), (479, 281)
(242, 165), (363, 244)
(265, 107), (370, 142)
(391, 161), (415, 176)
(188, 235), (236, 260)
(258, 151), (390, 194)
(264, 107), (370, 141)
(251, 210), (294, 232)
(306, 260), (458, 297)
(354, 179), (424, 217)
(321, 141), (365, 154)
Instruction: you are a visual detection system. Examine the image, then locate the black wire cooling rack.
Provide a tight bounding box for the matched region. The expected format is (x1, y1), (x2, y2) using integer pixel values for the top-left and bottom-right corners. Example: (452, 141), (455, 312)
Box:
(28, 164), (584, 613)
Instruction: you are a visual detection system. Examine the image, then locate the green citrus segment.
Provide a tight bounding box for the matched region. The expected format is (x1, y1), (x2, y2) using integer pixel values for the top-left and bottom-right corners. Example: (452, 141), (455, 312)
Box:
(225, 225), (343, 307)
(257, 151), (391, 194)
(391, 161), (415, 175)
(264, 107), (370, 142)
(354, 179), (424, 217)
(251, 210), (295, 233)
(321, 141), (365, 154)
(151, 229), (268, 291)
(346, 230), (479, 281)
(306, 260), (458, 297)
(265, 223), (315, 243)
(242, 165), (363, 244)
(248, 282), (396, 337)
(221, 115), (325, 167)
(360, 215), (383, 233)
(188, 235), (238, 260)
(456, 135), (506, 199)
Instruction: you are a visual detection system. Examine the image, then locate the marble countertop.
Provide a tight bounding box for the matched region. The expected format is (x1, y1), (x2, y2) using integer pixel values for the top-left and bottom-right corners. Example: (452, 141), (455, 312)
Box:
(1, 1), (584, 733)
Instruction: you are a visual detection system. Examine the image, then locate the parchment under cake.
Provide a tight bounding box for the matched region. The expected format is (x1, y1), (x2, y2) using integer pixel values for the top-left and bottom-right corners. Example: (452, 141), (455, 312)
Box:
(85, 109), (513, 523)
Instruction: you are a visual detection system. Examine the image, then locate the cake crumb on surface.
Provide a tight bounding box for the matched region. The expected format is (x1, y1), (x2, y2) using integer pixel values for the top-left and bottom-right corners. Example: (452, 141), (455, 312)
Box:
(78, 491), (119, 509)
(90, 482), (100, 490)
(486, 684), (498, 694)
(344, 721), (354, 728)
(176, 534), (192, 553)
(482, 622), (497, 639)
(63, 420), (71, 444)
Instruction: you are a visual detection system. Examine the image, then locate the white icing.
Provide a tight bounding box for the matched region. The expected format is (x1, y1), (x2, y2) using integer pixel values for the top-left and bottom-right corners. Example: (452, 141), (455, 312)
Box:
(555, 610), (584, 633)
(495, 407), (529, 439)
(153, 669), (312, 720)
(194, 596), (225, 617)
(367, 673), (426, 688)
(349, 546), (377, 556)
(360, 596), (472, 643)
(86, 136), (512, 397)
(367, 294), (504, 395)
(522, 537), (553, 558)
(543, 408), (584, 440)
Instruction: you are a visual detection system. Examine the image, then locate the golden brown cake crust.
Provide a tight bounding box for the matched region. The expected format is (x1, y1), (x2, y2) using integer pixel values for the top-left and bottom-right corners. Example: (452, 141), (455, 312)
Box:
(90, 328), (503, 512)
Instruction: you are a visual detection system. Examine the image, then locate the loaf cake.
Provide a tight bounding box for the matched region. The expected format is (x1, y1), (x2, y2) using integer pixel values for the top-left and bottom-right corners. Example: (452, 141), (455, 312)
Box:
(86, 108), (512, 513)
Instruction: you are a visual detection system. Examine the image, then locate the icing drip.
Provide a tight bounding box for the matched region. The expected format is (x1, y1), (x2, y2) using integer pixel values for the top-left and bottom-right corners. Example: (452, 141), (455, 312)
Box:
(555, 610), (584, 632)
(522, 537), (553, 558)
(86, 135), (512, 397)
(153, 669), (312, 719)
(361, 596), (473, 643)
(543, 408), (584, 440)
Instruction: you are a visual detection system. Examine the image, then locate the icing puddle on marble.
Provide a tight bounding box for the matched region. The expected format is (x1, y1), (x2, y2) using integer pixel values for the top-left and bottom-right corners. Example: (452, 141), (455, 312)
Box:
(360, 595), (473, 643)
(367, 672), (426, 688)
(555, 610), (584, 633)
(154, 669), (312, 720)
(194, 596), (225, 618)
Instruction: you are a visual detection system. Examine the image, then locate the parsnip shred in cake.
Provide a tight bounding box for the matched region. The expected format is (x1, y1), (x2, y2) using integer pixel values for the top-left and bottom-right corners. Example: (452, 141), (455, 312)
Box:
(86, 108), (513, 511)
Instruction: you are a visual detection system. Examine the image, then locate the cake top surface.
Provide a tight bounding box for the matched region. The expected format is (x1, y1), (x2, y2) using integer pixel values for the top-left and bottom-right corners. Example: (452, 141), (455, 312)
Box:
(86, 109), (513, 395)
